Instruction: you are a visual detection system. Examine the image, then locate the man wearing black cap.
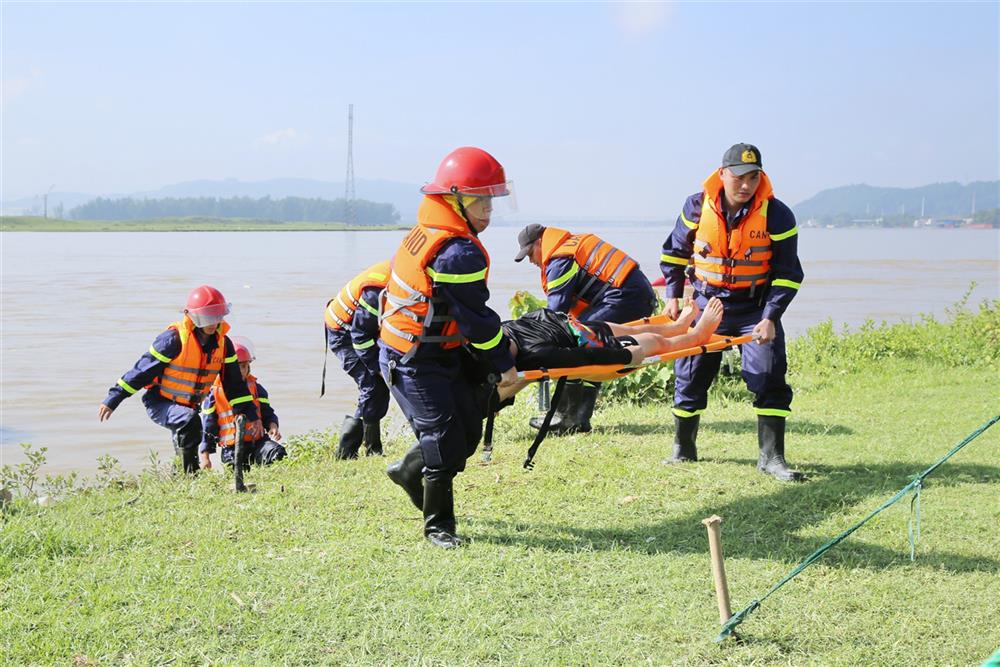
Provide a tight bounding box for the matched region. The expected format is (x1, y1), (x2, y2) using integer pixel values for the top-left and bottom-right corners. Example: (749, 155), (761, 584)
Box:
(659, 143), (806, 481)
(515, 223), (657, 434)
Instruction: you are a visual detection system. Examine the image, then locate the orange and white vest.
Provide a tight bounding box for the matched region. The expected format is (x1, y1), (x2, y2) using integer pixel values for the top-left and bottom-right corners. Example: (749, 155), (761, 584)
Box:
(206, 374), (263, 446)
(151, 316), (229, 407)
(379, 195), (489, 361)
(325, 261), (391, 332)
(691, 171), (774, 290)
(539, 227), (637, 316)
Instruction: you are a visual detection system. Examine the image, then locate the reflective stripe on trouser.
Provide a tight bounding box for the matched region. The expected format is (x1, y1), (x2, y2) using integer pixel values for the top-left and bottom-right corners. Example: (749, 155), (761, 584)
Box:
(329, 334), (390, 422)
(673, 294), (792, 415)
(379, 347), (483, 478)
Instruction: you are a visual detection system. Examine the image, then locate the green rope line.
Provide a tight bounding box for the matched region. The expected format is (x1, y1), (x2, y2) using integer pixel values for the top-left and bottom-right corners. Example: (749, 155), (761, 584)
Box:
(716, 412), (1000, 643)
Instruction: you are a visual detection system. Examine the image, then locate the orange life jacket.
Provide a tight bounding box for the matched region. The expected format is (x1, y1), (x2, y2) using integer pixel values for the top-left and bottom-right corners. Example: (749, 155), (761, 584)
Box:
(207, 374), (262, 447)
(150, 316), (229, 407)
(325, 260), (391, 331)
(691, 171), (774, 290)
(379, 195), (489, 361)
(539, 227), (637, 316)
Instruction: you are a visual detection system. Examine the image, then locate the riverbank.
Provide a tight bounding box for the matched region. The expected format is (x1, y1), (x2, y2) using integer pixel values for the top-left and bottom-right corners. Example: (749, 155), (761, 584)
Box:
(2, 304), (998, 664)
(0, 216), (408, 232)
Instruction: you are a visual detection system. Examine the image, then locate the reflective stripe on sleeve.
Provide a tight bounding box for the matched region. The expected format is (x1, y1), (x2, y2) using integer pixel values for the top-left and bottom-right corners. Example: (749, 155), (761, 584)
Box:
(770, 225), (798, 241)
(772, 278), (801, 290)
(202, 404), (216, 414)
(229, 395), (255, 406)
(258, 398), (270, 405)
(148, 346), (172, 363)
(117, 378), (139, 394)
(545, 262), (579, 290)
(425, 267), (488, 284)
(360, 300), (380, 317)
(352, 339), (375, 350)
(681, 213), (698, 230)
(660, 254), (689, 266)
(225, 354), (238, 363)
(471, 328), (504, 351)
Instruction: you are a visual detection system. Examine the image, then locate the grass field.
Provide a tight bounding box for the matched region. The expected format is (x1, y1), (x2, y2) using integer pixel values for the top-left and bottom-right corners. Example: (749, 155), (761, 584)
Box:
(0, 215), (406, 232)
(2, 309), (998, 665)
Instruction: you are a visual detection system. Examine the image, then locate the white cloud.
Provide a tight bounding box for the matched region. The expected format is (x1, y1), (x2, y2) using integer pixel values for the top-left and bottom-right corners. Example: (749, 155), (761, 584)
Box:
(2, 67), (44, 106)
(256, 128), (306, 146)
(612, 1), (674, 37)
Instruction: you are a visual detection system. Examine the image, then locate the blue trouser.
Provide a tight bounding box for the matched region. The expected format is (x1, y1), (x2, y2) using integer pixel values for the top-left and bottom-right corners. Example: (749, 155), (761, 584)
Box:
(142, 390), (200, 439)
(580, 270), (657, 323)
(379, 347), (483, 481)
(673, 294), (793, 416)
(328, 330), (390, 422)
(219, 439), (287, 466)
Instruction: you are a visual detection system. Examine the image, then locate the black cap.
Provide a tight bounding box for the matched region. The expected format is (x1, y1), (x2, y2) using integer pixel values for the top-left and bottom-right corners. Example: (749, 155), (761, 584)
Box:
(514, 223), (545, 262)
(721, 143), (763, 176)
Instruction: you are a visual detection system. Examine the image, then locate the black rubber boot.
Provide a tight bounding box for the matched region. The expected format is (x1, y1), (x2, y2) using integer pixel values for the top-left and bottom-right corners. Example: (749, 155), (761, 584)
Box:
(335, 415), (364, 460)
(172, 418), (201, 474)
(664, 414), (699, 464)
(757, 415), (805, 482)
(423, 475), (461, 549)
(528, 382), (595, 435)
(386, 443), (424, 510)
(363, 420), (383, 456)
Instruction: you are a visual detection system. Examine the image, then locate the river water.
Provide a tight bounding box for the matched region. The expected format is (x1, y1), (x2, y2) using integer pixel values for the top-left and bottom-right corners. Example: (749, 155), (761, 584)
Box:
(2, 226), (997, 475)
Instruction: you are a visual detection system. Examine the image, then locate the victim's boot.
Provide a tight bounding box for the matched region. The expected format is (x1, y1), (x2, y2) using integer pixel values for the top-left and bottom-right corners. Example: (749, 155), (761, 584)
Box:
(664, 414), (699, 464)
(423, 474), (461, 549)
(335, 415), (364, 460)
(363, 420), (383, 456)
(757, 415), (805, 482)
(386, 443), (425, 510)
(172, 418), (202, 475)
(528, 381), (595, 435)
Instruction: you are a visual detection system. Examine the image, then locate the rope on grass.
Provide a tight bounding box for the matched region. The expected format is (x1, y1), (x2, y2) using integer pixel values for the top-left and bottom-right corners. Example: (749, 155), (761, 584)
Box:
(716, 412), (1000, 643)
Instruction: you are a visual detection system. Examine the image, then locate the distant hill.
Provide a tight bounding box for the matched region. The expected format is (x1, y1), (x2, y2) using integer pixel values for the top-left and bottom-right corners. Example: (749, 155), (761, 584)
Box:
(1, 178), (422, 221)
(793, 181), (998, 221)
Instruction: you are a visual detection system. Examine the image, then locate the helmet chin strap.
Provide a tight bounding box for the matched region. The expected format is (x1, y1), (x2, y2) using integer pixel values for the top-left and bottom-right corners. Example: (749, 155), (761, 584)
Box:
(451, 187), (479, 236)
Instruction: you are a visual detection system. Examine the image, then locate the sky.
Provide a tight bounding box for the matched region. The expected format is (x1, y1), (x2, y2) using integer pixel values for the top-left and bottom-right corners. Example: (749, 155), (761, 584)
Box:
(2, 1), (998, 219)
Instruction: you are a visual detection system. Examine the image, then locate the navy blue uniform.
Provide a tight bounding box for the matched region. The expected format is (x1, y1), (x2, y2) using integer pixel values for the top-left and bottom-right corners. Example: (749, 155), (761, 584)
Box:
(544, 255), (657, 323)
(660, 192), (804, 417)
(103, 328), (260, 436)
(200, 379), (285, 465)
(326, 285), (390, 422)
(379, 237), (514, 477)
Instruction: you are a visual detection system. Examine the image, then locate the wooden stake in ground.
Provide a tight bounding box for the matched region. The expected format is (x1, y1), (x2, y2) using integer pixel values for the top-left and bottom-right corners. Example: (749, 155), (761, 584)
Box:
(702, 515), (733, 626)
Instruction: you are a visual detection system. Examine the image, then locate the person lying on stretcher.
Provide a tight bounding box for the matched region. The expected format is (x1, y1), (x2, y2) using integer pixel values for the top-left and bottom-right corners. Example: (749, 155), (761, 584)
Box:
(495, 297), (724, 401)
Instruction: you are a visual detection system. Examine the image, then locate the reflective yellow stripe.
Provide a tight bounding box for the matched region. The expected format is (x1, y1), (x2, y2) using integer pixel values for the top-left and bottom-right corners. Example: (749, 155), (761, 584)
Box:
(203, 404), (216, 414)
(258, 397), (270, 404)
(770, 225), (798, 241)
(772, 278), (801, 290)
(755, 408), (791, 417)
(471, 328), (504, 351)
(368, 271), (387, 281)
(672, 407), (703, 418)
(117, 378), (139, 394)
(546, 262), (579, 290)
(352, 339), (375, 350)
(660, 254), (688, 266)
(229, 395), (254, 406)
(425, 267), (488, 284)
(148, 346), (172, 363)
(225, 354), (238, 363)
(681, 213), (698, 230)
(360, 300), (380, 317)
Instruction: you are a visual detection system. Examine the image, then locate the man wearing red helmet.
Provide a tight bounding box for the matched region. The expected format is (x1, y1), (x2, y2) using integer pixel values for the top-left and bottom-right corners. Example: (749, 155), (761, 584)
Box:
(199, 336), (285, 468)
(98, 285), (264, 473)
(381, 146), (519, 549)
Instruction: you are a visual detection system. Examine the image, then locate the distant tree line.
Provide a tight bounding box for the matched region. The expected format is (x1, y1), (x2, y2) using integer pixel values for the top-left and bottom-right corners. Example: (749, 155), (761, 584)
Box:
(69, 196), (400, 225)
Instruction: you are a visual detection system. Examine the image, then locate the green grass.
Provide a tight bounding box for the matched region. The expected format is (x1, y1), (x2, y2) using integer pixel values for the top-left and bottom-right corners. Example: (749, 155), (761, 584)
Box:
(0, 215), (407, 232)
(2, 316), (999, 665)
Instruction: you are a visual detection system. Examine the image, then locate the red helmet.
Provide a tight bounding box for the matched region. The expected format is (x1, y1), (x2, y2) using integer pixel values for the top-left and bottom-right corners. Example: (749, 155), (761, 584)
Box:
(420, 146), (511, 197)
(184, 285), (231, 328)
(231, 336), (256, 363)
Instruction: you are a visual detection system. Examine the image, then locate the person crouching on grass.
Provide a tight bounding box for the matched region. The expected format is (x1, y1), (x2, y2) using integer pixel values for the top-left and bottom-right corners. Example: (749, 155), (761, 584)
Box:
(199, 336), (286, 469)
